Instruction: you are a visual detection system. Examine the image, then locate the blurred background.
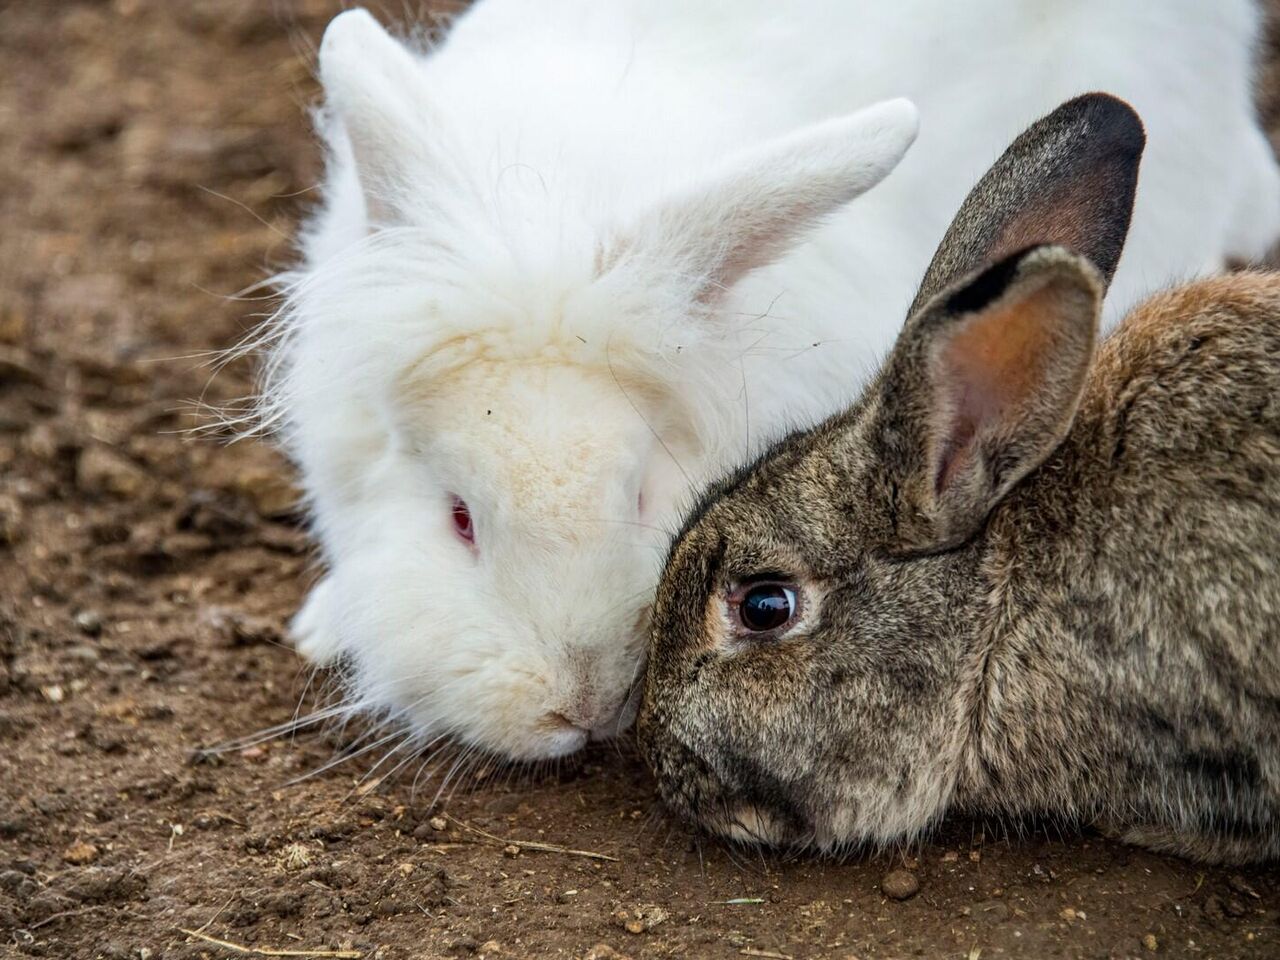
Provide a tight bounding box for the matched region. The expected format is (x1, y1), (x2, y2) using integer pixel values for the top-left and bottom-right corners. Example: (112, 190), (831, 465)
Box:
(2, 3), (1278, 959)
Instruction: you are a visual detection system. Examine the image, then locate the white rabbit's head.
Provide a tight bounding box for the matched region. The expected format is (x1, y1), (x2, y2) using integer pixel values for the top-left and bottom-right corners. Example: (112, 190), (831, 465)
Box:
(266, 10), (918, 761)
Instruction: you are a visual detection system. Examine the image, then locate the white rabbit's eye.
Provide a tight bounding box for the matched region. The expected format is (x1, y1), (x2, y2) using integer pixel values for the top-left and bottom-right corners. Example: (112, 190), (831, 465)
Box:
(729, 580), (800, 635)
(450, 495), (475, 546)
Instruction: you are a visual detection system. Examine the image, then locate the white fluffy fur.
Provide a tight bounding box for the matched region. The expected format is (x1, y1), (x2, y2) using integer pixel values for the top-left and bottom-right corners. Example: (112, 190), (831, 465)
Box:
(267, 1), (1280, 761)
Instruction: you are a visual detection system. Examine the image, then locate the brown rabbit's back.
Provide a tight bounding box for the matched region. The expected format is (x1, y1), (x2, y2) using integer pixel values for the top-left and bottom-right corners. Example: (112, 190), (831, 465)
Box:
(1080, 273), (1280, 692)
(1010, 272), (1280, 671)
(971, 274), (1280, 858)
(1089, 273), (1280, 679)
(1091, 273), (1280, 477)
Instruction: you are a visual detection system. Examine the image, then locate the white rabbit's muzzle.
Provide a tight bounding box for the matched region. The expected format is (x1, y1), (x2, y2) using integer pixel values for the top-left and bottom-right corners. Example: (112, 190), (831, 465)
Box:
(310, 541), (655, 762)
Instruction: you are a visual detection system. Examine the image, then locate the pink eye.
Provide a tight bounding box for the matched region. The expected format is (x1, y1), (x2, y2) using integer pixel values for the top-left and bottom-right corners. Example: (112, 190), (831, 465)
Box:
(451, 496), (474, 545)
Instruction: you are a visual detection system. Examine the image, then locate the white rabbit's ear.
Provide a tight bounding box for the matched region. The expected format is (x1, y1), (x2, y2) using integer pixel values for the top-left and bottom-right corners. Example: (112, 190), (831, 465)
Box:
(624, 99), (919, 298)
(882, 245), (1102, 554)
(319, 9), (435, 224)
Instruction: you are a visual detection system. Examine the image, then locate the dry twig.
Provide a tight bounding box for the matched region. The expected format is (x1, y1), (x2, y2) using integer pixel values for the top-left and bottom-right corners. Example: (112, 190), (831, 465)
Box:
(27, 905), (109, 931)
(445, 814), (619, 862)
(176, 928), (362, 958)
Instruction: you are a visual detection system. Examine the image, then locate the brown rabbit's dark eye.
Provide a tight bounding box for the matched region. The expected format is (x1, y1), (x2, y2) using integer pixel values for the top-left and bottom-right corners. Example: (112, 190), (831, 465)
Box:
(732, 581), (800, 634)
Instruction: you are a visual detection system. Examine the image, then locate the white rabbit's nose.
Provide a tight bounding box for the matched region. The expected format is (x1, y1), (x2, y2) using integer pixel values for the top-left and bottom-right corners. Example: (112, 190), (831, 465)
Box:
(543, 709), (591, 733)
(539, 650), (638, 746)
(541, 695), (631, 742)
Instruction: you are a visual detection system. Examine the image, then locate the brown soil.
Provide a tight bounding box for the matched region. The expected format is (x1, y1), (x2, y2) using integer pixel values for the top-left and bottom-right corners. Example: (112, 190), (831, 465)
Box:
(2, 3), (1278, 958)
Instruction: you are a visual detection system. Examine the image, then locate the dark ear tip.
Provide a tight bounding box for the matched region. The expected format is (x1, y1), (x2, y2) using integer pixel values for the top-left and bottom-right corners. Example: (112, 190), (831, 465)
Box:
(1057, 92), (1146, 157)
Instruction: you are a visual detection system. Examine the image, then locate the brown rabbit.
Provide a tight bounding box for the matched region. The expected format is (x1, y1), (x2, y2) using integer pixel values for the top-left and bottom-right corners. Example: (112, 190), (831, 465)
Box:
(637, 92), (1280, 864)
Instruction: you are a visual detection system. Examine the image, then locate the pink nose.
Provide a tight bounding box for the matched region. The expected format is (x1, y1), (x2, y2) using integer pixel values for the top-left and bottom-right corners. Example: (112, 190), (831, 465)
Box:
(542, 701), (628, 740)
(544, 710), (590, 732)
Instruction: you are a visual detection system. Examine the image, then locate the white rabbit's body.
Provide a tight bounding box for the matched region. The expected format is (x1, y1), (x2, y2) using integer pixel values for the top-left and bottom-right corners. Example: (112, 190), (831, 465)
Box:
(273, 1), (1280, 761)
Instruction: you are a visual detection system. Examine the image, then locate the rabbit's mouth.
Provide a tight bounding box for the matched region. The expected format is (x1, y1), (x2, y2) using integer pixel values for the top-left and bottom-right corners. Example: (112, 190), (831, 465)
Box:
(639, 715), (812, 848)
(686, 774), (812, 850)
(719, 804), (792, 846)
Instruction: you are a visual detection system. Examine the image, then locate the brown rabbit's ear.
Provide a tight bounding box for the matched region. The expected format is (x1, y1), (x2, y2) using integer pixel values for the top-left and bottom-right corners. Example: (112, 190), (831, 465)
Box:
(881, 245), (1102, 554)
(908, 93), (1145, 313)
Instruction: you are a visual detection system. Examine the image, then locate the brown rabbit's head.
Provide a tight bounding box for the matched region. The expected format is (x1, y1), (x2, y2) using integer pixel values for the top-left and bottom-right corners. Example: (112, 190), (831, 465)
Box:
(637, 93), (1145, 849)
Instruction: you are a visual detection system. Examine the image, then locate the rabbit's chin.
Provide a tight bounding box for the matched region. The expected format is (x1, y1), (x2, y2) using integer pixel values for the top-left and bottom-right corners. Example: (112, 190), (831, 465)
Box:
(355, 636), (643, 761)
(334, 653), (641, 764)
(387, 688), (634, 764)
(719, 805), (793, 847)
(507, 723), (591, 763)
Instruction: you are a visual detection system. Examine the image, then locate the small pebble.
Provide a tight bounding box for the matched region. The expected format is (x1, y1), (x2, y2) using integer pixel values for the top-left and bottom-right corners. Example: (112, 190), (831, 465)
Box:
(0, 495), (23, 545)
(65, 644), (100, 663)
(881, 868), (920, 901)
(1142, 933), (1158, 952)
(62, 840), (100, 865)
(429, 816), (448, 831)
(76, 445), (148, 498)
(74, 609), (103, 636)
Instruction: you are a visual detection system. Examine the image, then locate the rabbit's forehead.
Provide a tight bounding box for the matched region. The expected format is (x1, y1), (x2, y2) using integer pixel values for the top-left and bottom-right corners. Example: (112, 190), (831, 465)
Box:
(407, 358), (692, 526)
(413, 362), (647, 453)
(417, 358), (667, 430)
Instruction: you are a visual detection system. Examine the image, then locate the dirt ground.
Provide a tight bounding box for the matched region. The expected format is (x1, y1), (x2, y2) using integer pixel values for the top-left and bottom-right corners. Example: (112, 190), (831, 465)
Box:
(2, 2), (1279, 958)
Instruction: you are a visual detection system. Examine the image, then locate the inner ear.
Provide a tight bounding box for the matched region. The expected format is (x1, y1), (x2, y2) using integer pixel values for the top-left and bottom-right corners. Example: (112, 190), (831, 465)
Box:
(932, 266), (1072, 496)
(610, 99), (918, 300)
(886, 246), (1102, 554)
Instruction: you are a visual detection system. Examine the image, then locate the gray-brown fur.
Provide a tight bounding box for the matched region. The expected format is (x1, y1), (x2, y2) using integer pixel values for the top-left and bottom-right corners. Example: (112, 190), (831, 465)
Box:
(637, 95), (1280, 864)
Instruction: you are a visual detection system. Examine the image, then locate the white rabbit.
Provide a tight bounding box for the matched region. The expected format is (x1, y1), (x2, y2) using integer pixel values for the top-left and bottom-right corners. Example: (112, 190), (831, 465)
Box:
(262, 1), (1280, 762)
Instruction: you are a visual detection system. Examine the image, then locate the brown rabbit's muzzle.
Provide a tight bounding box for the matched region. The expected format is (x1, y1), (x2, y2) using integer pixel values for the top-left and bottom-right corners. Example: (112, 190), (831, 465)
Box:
(637, 667), (813, 848)
(638, 720), (811, 847)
